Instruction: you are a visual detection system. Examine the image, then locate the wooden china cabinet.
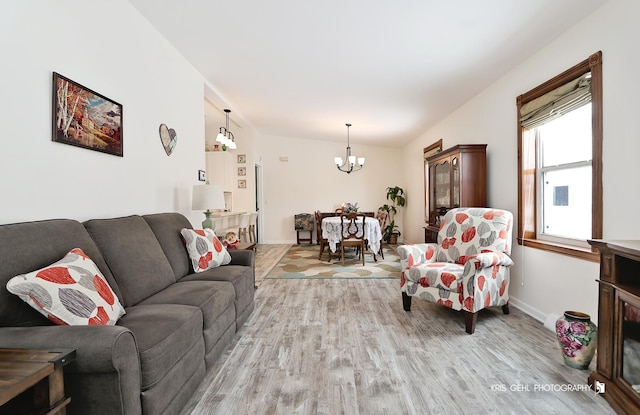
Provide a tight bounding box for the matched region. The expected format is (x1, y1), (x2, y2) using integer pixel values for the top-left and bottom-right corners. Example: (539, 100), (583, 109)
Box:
(424, 144), (487, 242)
(588, 240), (640, 414)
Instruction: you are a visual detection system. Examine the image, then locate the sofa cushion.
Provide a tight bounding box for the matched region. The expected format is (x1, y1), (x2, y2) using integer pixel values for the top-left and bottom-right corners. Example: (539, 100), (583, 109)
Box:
(181, 265), (253, 299)
(139, 280), (235, 358)
(180, 228), (231, 272)
(143, 213), (193, 279)
(0, 219), (121, 327)
(84, 215), (176, 307)
(180, 264), (255, 329)
(116, 303), (203, 390)
(6, 248), (125, 326)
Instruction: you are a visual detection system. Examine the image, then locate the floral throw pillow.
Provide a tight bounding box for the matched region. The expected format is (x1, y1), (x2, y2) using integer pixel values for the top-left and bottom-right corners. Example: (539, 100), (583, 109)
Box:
(180, 228), (231, 272)
(6, 248), (125, 326)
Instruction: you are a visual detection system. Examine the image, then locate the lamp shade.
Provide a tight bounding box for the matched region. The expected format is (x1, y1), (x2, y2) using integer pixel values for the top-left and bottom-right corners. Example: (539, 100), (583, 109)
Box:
(192, 184), (226, 211)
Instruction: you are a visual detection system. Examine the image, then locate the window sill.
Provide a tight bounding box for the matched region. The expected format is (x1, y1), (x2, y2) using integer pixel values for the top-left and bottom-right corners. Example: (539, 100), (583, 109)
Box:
(517, 237), (599, 262)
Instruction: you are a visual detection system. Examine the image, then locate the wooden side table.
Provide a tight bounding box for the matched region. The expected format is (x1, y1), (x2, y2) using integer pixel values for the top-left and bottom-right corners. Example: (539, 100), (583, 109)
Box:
(0, 348), (76, 415)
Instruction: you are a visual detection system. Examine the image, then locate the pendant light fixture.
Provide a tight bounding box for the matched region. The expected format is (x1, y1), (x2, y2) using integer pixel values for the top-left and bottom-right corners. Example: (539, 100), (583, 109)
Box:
(215, 108), (237, 150)
(334, 123), (364, 174)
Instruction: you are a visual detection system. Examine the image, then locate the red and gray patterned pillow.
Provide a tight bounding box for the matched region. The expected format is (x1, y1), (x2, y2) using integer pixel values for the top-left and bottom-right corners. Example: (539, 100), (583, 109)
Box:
(6, 248), (125, 326)
(181, 228), (231, 272)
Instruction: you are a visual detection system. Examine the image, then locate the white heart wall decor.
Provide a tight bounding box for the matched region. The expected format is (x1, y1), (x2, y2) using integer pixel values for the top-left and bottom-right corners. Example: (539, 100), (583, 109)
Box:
(159, 123), (177, 156)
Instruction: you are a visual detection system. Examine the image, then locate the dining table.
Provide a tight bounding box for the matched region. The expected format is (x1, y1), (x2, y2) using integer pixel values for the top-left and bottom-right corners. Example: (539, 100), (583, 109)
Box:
(321, 215), (383, 258)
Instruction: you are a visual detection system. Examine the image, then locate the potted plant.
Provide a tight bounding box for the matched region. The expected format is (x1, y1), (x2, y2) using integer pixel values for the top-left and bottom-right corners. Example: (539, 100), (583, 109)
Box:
(379, 186), (406, 244)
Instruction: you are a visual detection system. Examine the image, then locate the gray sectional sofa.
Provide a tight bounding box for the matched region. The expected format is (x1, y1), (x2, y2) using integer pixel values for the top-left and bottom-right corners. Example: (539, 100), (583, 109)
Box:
(0, 212), (255, 414)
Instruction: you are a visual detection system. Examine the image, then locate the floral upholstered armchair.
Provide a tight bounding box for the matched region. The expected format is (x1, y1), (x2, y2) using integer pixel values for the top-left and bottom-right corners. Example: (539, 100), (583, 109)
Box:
(398, 207), (514, 334)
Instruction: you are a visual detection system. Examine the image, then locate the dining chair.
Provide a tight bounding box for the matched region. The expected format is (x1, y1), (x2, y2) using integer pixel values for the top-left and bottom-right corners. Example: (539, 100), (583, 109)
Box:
(294, 213), (314, 244)
(334, 207), (344, 215)
(248, 212), (258, 243)
(238, 213), (251, 242)
(339, 212), (367, 266)
(374, 210), (389, 259)
(315, 210), (332, 261)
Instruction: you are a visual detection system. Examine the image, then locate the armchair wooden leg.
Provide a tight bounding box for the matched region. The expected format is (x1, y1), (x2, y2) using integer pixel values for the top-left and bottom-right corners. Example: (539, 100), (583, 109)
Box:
(502, 304), (510, 315)
(402, 292), (412, 311)
(464, 311), (477, 334)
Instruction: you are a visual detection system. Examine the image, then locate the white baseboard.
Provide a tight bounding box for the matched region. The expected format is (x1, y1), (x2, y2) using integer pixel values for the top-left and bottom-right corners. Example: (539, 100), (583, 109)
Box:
(509, 297), (560, 332)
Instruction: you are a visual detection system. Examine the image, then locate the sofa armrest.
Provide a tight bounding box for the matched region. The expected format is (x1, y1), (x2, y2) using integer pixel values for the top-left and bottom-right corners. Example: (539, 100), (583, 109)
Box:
(229, 249), (254, 267)
(0, 325), (139, 374)
(397, 243), (439, 272)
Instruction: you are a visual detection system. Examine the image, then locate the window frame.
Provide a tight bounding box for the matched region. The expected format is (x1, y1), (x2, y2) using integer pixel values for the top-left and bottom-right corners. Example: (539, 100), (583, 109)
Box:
(516, 51), (602, 262)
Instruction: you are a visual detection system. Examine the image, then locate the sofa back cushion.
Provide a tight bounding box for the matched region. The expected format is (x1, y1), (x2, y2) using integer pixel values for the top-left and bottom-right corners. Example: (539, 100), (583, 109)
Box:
(84, 215), (176, 307)
(143, 213), (192, 279)
(0, 219), (121, 327)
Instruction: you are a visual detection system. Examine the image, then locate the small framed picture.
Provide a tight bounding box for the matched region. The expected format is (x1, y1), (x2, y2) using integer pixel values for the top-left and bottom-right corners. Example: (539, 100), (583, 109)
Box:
(238, 167), (246, 176)
(238, 179), (246, 189)
(237, 154), (246, 164)
(198, 170), (206, 181)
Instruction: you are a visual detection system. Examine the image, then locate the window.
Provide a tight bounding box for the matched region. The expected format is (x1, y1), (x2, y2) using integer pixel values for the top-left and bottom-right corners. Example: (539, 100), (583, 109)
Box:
(516, 52), (602, 261)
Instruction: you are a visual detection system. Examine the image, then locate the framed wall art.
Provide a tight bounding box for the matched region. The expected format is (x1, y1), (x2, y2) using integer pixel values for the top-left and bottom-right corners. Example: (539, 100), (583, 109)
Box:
(52, 72), (123, 157)
(237, 154), (246, 163)
(238, 167), (246, 176)
(238, 180), (246, 189)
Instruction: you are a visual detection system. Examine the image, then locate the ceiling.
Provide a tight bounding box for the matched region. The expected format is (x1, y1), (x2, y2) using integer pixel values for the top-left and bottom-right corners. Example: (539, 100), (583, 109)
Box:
(128, 0), (608, 146)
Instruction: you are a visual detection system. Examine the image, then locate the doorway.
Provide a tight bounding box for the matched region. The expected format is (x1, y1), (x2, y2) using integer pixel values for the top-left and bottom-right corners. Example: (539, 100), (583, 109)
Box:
(254, 163), (263, 243)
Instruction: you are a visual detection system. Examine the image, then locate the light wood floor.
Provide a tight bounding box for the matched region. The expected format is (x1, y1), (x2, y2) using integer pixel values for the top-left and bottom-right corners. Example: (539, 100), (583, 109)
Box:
(181, 244), (615, 415)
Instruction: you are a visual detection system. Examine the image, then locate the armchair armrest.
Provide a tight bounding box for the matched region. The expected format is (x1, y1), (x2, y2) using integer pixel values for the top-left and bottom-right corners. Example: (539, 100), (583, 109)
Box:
(461, 251), (514, 312)
(464, 251), (514, 270)
(397, 243), (439, 272)
(0, 325), (139, 374)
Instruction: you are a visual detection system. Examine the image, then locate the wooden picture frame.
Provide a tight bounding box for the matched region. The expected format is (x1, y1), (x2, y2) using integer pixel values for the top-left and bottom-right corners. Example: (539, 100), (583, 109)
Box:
(52, 72), (123, 156)
(423, 139), (443, 223)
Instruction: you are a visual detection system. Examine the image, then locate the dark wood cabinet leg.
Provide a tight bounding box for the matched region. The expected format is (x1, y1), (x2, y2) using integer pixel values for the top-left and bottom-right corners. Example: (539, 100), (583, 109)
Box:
(402, 292), (412, 311)
(464, 311), (477, 334)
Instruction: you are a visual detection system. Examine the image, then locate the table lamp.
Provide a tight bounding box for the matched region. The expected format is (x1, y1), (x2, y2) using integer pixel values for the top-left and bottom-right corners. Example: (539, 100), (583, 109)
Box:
(192, 184), (225, 230)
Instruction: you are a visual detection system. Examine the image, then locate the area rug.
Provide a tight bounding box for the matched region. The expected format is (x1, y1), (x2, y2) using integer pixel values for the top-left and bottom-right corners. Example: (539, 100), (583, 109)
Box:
(264, 244), (401, 279)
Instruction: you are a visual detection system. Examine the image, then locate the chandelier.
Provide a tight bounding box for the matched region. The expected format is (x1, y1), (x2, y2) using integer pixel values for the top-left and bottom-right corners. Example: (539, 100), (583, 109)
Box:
(334, 123), (364, 174)
(216, 108), (237, 150)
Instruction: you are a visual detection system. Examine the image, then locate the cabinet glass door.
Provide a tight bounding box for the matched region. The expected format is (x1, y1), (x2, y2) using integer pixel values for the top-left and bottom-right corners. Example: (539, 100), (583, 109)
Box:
(429, 164), (437, 223)
(433, 160), (450, 225)
(452, 157), (460, 208)
(623, 301), (640, 394)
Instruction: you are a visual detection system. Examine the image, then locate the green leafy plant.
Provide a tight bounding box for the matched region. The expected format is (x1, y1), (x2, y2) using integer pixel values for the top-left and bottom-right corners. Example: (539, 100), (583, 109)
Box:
(379, 186), (406, 243)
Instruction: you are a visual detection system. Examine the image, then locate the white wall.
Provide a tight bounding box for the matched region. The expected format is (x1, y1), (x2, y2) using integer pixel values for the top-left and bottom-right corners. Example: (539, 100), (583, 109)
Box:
(261, 134), (403, 243)
(402, 0), (640, 324)
(0, 0), (207, 227)
(203, 99), (258, 216)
